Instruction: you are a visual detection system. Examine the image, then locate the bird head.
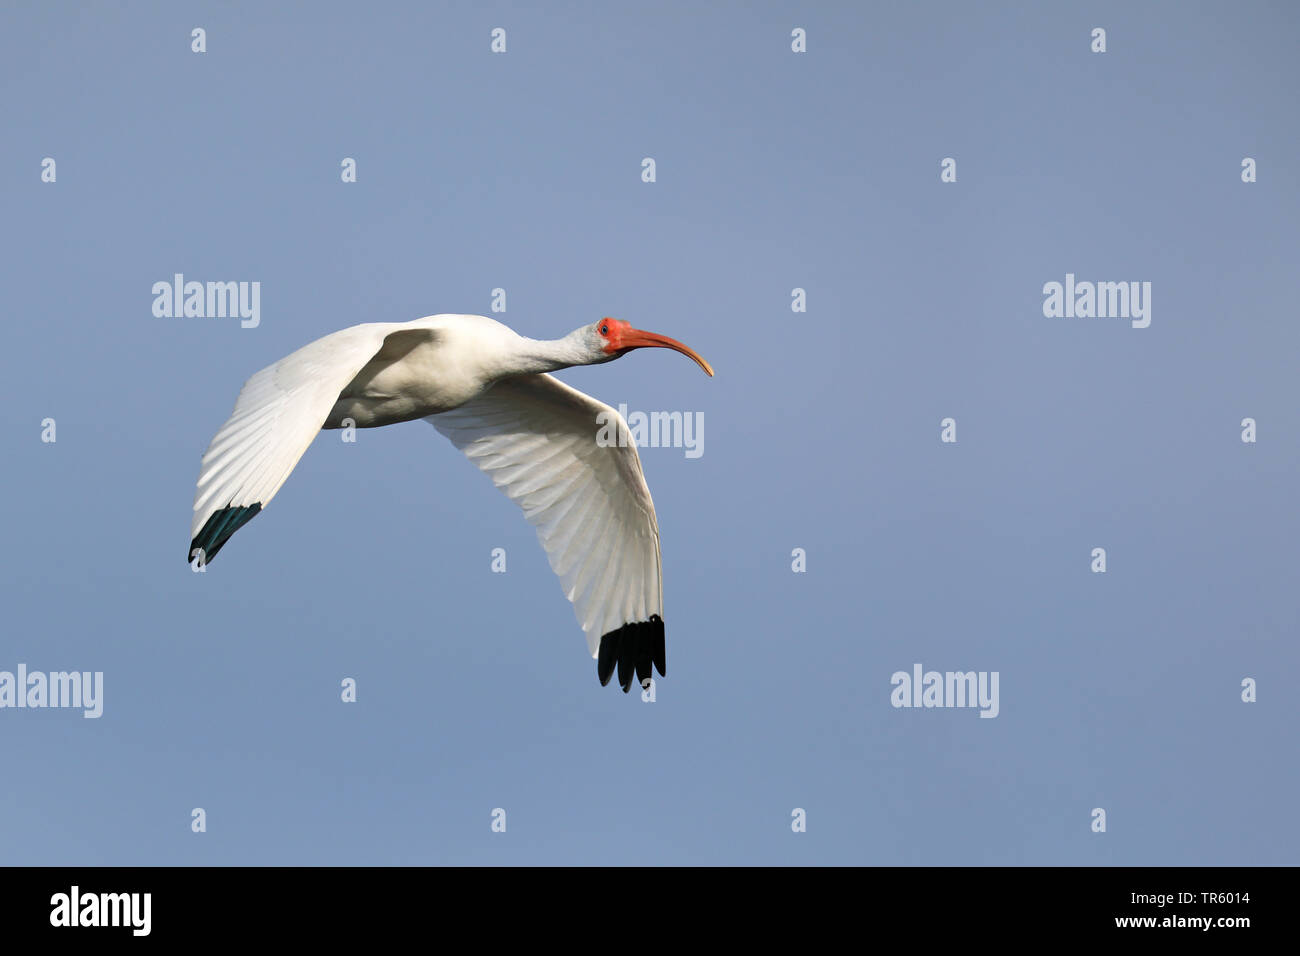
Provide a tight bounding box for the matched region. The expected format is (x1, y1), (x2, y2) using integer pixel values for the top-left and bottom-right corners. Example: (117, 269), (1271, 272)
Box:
(586, 318), (714, 376)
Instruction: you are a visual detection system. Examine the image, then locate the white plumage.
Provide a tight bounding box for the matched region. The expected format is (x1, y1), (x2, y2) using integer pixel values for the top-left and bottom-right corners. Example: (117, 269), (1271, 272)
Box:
(188, 313), (712, 691)
(430, 373), (663, 651)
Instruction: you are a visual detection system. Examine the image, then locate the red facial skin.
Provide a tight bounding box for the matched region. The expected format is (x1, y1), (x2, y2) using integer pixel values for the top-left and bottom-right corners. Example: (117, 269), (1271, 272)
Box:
(596, 318), (714, 376)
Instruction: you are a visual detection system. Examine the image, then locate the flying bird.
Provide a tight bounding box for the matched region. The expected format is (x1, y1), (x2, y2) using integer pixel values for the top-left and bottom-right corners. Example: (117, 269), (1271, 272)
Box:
(187, 314), (713, 692)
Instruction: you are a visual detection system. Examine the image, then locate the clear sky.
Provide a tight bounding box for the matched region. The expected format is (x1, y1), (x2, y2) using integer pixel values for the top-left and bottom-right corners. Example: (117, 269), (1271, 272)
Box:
(1, 1), (1296, 865)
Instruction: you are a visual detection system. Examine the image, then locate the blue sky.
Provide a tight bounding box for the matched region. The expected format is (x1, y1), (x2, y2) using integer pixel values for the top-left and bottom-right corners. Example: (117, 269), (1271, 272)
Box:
(1, 1), (1296, 865)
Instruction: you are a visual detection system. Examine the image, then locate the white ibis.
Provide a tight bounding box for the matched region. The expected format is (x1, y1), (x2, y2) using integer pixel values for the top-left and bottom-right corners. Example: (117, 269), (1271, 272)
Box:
(188, 314), (713, 692)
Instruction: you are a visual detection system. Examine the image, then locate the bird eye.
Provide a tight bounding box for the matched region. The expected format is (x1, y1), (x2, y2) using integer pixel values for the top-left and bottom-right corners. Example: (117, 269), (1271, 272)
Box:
(599, 323), (609, 335)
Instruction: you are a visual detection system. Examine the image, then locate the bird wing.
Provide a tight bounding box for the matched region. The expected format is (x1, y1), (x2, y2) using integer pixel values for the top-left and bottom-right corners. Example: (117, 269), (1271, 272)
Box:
(189, 322), (436, 564)
(427, 373), (666, 692)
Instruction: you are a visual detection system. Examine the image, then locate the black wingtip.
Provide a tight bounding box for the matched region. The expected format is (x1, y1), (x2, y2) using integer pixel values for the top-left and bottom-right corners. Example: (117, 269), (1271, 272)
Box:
(598, 632), (617, 686)
(595, 615), (665, 693)
(188, 503), (262, 565)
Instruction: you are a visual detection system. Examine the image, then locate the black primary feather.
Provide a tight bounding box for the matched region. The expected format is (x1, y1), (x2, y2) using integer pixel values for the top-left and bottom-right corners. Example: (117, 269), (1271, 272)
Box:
(596, 615), (665, 693)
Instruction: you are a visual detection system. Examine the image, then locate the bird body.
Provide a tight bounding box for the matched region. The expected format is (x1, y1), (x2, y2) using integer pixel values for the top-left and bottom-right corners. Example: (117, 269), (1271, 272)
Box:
(188, 313), (713, 691)
(324, 314), (550, 427)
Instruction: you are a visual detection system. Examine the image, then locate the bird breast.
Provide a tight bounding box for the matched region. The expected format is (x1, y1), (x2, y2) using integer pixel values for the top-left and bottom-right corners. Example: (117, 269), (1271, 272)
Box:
(324, 330), (489, 429)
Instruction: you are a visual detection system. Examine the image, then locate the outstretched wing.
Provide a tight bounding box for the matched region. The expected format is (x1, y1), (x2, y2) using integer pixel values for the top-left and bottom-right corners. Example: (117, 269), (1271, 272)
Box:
(189, 322), (432, 563)
(428, 373), (665, 692)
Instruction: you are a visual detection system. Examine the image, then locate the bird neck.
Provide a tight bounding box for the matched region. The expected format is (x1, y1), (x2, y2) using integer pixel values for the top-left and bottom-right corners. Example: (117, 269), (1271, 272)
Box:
(503, 330), (591, 377)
